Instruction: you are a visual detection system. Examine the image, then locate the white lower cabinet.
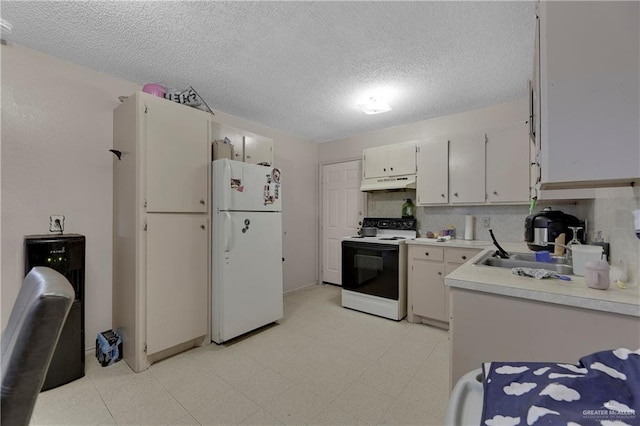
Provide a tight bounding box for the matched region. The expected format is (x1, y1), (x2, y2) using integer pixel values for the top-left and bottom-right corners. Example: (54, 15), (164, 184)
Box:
(408, 245), (481, 327)
(146, 214), (209, 355)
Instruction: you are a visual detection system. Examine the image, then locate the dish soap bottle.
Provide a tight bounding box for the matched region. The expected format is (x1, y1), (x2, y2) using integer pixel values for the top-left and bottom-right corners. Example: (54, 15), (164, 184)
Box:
(402, 198), (415, 218)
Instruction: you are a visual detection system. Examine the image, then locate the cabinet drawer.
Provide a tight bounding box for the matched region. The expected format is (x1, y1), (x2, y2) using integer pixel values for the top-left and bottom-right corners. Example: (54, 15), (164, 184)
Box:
(409, 246), (444, 262)
(445, 248), (481, 264)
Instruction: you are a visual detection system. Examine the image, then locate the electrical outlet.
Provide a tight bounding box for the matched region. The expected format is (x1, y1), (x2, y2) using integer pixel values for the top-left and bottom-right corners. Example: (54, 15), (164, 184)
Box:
(49, 215), (65, 233)
(482, 217), (491, 228)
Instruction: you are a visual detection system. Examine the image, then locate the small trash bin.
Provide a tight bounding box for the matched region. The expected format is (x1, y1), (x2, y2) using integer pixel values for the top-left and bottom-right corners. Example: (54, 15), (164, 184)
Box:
(95, 329), (122, 367)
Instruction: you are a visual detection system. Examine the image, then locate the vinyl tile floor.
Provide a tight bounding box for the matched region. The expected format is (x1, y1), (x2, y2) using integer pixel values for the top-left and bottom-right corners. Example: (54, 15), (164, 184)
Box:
(31, 284), (451, 425)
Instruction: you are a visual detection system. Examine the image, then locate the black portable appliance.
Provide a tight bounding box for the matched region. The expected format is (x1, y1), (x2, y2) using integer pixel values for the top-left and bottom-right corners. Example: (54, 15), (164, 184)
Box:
(24, 234), (85, 391)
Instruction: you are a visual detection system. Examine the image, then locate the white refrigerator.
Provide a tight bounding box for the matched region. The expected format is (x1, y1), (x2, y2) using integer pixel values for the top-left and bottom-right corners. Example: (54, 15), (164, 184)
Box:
(211, 159), (283, 343)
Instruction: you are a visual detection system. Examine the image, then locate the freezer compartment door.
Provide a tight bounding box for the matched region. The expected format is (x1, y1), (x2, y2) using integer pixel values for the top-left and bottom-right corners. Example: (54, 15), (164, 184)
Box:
(212, 159), (282, 212)
(212, 211), (283, 343)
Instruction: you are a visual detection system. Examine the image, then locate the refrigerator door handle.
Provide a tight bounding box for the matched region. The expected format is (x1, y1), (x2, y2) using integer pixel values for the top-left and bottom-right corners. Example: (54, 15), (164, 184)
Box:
(224, 211), (232, 252)
(222, 160), (231, 212)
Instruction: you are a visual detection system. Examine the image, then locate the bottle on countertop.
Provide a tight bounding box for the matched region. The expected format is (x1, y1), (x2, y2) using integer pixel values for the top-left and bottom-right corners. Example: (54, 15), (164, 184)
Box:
(591, 230), (611, 261)
(402, 198), (415, 218)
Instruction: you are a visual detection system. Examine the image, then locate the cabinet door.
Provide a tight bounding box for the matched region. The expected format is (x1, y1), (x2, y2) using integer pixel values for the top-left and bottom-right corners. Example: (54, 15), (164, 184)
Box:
(211, 122), (243, 162)
(411, 259), (445, 322)
(244, 134), (274, 166)
(486, 125), (530, 203)
(145, 97), (209, 213)
(449, 134), (486, 204)
(416, 139), (449, 205)
(362, 146), (388, 179)
(540, 2), (639, 186)
(387, 144), (416, 177)
(146, 213), (209, 355)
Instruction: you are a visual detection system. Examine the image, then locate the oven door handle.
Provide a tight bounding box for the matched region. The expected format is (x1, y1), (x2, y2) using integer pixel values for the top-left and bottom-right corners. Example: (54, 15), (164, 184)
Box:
(341, 241), (399, 251)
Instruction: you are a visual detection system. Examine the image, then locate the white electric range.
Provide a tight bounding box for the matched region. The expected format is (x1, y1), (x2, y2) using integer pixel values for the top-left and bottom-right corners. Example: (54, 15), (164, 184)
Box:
(341, 218), (417, 320)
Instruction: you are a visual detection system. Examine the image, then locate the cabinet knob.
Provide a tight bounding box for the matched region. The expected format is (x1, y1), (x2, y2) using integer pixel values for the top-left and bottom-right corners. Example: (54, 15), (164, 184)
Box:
(493, 191), (498, 195)
(441, 194), (445, 198)
(383, 168), (387, 172)
(425, 252), (429, 256)
(438, 272), (442, 276)
(454, 193), (459, 197)
(200, 224), (206, 230)
(461, 255), (467, 260)
(247, 155), (252, 159)
(200, 199), (206, 205)
(390, 167), (394, 171)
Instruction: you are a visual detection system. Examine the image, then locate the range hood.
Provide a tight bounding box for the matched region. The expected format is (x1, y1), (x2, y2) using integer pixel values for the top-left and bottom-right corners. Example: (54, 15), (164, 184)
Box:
(360, 174), (416, 191)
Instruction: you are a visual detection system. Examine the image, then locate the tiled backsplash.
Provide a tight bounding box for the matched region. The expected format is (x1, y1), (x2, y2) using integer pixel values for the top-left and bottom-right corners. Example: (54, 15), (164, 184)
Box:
(586, 186), (640, 287)
(367, 188), (640, 286)
(366, 190), (585, 242)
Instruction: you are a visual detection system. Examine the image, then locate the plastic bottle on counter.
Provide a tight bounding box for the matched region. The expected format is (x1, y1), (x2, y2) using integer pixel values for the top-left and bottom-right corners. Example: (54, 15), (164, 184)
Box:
(402, 198), (415, 218)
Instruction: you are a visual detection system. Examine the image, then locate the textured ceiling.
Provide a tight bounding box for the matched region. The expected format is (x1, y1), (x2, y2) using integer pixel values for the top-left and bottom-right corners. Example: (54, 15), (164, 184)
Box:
(1, 1), (536, 143)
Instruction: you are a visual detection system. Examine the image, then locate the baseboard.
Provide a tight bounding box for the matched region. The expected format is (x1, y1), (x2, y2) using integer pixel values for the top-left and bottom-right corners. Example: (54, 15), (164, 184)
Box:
(283, 281), (319, 294)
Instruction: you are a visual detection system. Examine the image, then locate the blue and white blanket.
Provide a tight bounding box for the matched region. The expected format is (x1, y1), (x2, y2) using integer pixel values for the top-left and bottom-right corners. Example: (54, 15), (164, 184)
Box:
(481, 348), (640, 426)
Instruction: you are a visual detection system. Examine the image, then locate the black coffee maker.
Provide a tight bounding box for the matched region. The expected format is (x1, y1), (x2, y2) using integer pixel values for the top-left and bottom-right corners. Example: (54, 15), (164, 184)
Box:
(524, 208), (585, 251)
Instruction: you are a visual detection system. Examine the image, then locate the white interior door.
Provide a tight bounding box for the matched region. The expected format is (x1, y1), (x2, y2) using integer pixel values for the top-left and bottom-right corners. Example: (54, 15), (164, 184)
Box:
(321, 160), (365, 285)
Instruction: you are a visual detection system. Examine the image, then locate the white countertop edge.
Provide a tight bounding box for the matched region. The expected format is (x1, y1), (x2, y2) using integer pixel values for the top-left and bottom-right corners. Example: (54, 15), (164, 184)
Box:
(446, 277), (640, 317)
(407, 238), (493, 248)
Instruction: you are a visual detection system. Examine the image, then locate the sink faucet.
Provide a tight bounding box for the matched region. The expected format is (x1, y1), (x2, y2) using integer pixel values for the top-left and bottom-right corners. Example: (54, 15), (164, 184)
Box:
(546, 242), (573, 261)
(536, 226), (583, 263)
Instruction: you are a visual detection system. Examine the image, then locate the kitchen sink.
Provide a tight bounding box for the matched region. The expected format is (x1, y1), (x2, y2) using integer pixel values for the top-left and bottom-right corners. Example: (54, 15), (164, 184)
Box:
(474, 251), (573, 275)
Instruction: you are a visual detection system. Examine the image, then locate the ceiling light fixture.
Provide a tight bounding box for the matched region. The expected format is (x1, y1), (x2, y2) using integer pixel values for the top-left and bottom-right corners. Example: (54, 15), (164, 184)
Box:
(358, 97), (392, 115)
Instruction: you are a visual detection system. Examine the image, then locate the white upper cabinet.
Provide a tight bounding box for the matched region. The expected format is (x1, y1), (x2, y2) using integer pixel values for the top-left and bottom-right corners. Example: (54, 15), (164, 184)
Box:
(363, 144), (416, 179)
(211, 122), (274, 166)
(244, 133), (274, 166)
(144, 94), (210, 213)
(486, 124), (530, 203)
(416, 139), (449, 205)
(538, 1), (640, 188)
(449, 134), (486, 204)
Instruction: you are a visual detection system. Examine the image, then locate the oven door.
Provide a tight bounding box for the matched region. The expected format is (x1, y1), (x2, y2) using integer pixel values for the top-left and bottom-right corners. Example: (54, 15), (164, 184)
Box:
(341, 241), (399, 300)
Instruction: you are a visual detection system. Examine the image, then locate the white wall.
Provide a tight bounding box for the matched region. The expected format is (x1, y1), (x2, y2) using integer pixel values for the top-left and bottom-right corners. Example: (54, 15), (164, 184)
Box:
(318, 99), (528, 163)
(1, 43), (318, 349)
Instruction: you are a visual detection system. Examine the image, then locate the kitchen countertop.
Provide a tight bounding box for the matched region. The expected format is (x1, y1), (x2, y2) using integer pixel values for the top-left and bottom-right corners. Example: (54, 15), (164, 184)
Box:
(443, 241), (640, 317)
(407, 238), (493, 249)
